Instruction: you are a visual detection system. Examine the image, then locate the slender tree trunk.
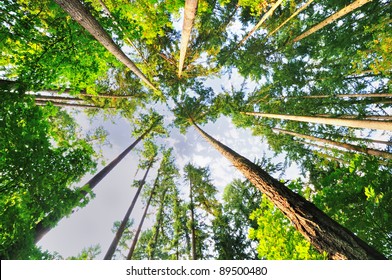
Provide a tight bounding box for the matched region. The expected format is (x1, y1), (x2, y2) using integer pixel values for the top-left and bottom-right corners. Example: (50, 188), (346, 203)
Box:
(39, 89), (136, 99)
(53, 0), (157, 91)
(191, 121), (386, 259)
(103, 161), (153, 260)
(35, 100), (110, 109)
(148, 187), (168, 260)
(314, 114), (392, 121)
(178, 0), (198, 77)
(126, 176), (159, 260)
(294, 93), (392, 99)
(244, 112), (392, 131)
(34, 121), (158, 244)
(189, 180), (197, 260)
(293, 0), (373, 42)
(273, 127), (392, 160)
(33, 94), (83, 102)
(237, 0), (284, 46)
(268, 0), (314, 37)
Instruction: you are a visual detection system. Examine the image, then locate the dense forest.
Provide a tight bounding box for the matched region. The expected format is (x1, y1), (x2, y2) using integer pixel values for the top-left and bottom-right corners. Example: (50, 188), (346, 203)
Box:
(0, 0), (391, 260)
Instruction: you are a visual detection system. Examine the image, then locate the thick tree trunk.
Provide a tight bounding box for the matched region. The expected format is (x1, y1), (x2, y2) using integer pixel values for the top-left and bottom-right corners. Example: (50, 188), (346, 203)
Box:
(293, 0), (373, 42)
(268, 0), (314, 37)
(103, 162), (153, 260)
(273, 127), (392, 160)
(126, 176), (159, 260)
(34, 121), (157, 243)
(178, 0), (198, 77)
(53, 0), (157, 91)
(244, 112), (392, 131)
(191, 121), (386, 259)
(238, 0), (284, 46)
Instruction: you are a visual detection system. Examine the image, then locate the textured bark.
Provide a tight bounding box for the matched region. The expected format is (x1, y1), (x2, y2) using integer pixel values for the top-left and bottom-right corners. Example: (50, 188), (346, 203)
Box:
(126, 175), (159, 260)
(268, 0), (314, 37)
(273, 127), (392, 160)
(53, 0), (157, 91)
(191, 121), (386, 259)
(103, 162), (153, 260)
(34, 121), (157, 243)
(238, 0), (284, 46)
(244, 112), (392, 131)
(293, 0), (373, 42)
(314, 114), (392, 121)
(178, 0), (198, 77)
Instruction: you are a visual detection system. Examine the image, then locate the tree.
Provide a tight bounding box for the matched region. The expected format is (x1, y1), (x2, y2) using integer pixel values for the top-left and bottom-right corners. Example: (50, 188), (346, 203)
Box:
(103, 141), (157, 260)
(53, 0), (157, 91)
(34, 113), (163, 244)
(293, 0), (373, 42)
(190, 120), (387, 259)
(178, 0), (198, 77)
(244, 112), (392, 131)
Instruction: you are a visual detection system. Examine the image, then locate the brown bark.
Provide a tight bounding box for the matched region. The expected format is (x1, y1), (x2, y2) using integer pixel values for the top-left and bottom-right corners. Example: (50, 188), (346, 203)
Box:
(191, 120), (386, 259)
(53, 0), (157, 91)
(178, 0), (198, 77)
(103, 161), (153, 260)
(244, 112), (392, 131)
(268, 0), (314, 37)
(34, 120), (158, 243)
(149, 187), (168, 260)
(238, 0), (284, 46)
(273, 127), (392, 160)
(293, 0), (373, 42)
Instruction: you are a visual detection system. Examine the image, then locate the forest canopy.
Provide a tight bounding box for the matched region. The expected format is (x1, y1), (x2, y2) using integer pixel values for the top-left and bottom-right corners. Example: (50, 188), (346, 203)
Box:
(0, 0), (391, 260)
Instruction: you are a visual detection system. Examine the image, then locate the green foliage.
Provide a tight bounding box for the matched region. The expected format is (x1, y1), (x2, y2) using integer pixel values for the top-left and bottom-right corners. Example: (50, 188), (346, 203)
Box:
(249, 194), (326, 260)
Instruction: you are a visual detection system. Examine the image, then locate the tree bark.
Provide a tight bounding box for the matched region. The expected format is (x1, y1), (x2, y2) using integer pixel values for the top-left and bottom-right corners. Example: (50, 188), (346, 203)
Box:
(35, 100), (110, 109)
(191, 121), (386, 259)
(238, 0), (284, 46)
(314, 114), (392, 121)
(294, 93), (392, 99)
(178, 0), (198, 77)
(103, 161), (153, 260)
(53, 0), (157, 91)
(244, 112), (392, 131)
(273, 127), (392, 160)
(34, 120), (158, 244)
(268, 0), (314, 37)
(293, 0), (373, 42)
(189, 180), (197, 260)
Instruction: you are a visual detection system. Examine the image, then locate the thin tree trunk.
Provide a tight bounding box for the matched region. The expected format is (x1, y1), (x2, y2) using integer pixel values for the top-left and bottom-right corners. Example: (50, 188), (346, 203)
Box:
(244, 112), (392, 131)
(293, 0), (373, 42)
(268, 0), (314, 37)
(126, 175), (159, 260)
(314, 114), (392, 121)
(103, 161), (154, 260)
(148, 187), (168, 260)
(178, 0), (198, 77)
(189, 180), (197, 260)
(39, 89), (136, 99)
(33, 94), (83, 102)
(237, 0), (284, 46)
(53, 0), (157, 91)
(273, 127), (392, 160)
(34, 120), (158, 244)
(35, 100), (110, 109)
(191, 120), (386, 259)
(294, 93), (392, 99)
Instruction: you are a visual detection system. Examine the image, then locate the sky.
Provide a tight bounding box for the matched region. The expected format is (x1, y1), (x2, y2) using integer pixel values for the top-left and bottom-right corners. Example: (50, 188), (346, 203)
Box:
(37, 100), (301, 259)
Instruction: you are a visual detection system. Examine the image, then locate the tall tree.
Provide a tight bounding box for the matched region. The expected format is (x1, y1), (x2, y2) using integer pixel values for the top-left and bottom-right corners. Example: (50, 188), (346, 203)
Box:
(244, 112), (392, 131)
(190, 120), (386, 259)
(178, 0), (198, 77)
(53, 0), (157, 91)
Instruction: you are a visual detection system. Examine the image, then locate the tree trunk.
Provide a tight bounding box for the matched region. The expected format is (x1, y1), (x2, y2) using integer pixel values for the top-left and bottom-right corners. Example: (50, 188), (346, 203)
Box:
(33, 94), (83, 102)
(238, 0), (284, 46)
(34, 120), (158, 243)
(148, 187), (168, 260)
(35, 100), (110, 109)
(244, 112), (392, 131)
(39, 89), (136, 99)
(178, 0), (198, 77)
(294, 93), (392, 99)
(293, 0), (373, 42)
(126, 175), (159, 260)
(53, 0), (157, 91)
(189, 180), (197, 260)
(191, 121), (386, 259)
(273, 127), (392, 160)
(314, 114), (392, 121)
(268, 0), (314, 37)
(103, 161), (153, 260)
